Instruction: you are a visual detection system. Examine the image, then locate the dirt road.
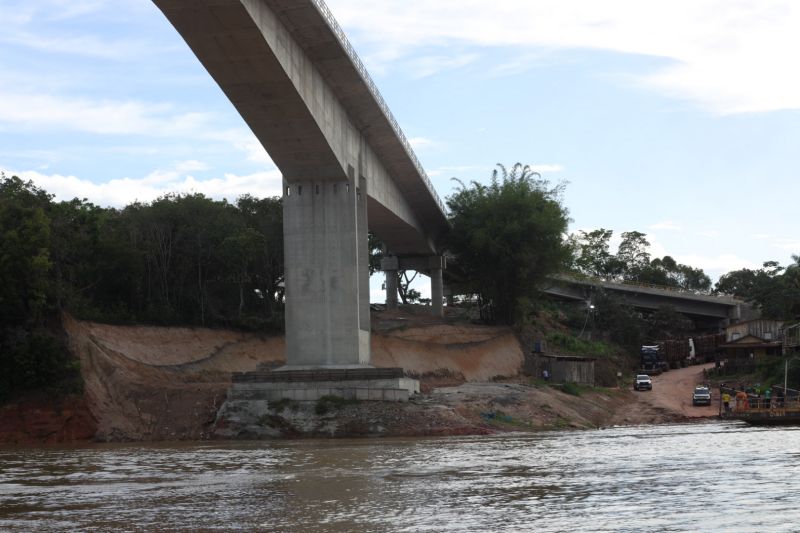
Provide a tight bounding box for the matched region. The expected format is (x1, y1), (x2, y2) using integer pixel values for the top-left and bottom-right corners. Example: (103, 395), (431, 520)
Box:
(606, 363), (719, 427)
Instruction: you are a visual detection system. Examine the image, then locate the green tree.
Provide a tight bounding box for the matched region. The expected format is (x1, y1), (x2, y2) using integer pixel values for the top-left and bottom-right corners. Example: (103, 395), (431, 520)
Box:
(715, 260), (800, 320)
(0, 176), (53, 324)
(0, 176), (79, 401)
(237, 195), (284, 320)
(571, 228), (620, 278)
(591, 290), (645, 348)
(446, 163), (571, 324)
(646, 305), (693, 339)
(222, 227), (263, 319)
(617, 231), (651, 281)
(637, 255), (712, 292)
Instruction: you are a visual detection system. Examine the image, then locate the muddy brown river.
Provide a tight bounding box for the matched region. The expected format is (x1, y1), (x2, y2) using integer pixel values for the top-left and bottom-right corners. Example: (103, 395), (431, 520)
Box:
(1, 421), (799, 532)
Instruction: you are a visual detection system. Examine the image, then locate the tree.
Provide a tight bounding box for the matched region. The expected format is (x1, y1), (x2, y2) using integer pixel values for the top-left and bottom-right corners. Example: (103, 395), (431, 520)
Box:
(646, 305), (693, 339)
(715, 260), (800, 320)
(637, 255), (712, 292)
(591, 290), (645, 348)
(236, 195), (284, 319)
(617, 231), (651, 281)
(571, 228), (616, 278)
(446, 163), (571, 324)
(0, 176), (53, 324)
(715, 268), (759, 298)
(0, 176), (78, 401)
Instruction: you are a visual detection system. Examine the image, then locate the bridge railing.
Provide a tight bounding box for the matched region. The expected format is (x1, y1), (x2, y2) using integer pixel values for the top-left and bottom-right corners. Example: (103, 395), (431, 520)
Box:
(310, 0), (448, 217)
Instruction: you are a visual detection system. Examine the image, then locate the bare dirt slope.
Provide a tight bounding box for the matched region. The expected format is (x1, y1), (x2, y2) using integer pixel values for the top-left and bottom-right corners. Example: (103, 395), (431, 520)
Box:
(5, 310), (717, 443)
(60, 311), (524, 441)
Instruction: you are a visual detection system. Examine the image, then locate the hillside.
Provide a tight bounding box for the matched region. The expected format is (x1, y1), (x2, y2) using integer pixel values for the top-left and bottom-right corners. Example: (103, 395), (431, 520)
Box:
(0, 308), (713, 444)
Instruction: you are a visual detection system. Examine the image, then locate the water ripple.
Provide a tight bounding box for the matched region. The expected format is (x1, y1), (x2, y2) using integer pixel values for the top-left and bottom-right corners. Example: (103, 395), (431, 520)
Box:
(2, 422), (800, 531)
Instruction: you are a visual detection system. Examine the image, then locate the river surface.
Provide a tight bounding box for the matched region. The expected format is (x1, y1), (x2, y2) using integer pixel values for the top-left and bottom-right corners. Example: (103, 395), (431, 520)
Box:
(1, 421), (799, 532)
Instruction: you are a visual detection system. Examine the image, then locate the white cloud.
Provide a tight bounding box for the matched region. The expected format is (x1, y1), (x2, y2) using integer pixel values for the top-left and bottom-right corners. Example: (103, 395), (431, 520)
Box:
(1, 31), (154, 60)
(749, 233), (800, 252)
(768, 237), (800, 252)
(674, 253), (759, 275)
(174, 160), (209, 173)
(405, 53), (479, 78)
(329, 0), (800, 114)
(649, 220), (683, 231)
(5, 165), (283, 207)
(0, 89), (272, 166)
(232, 137), (271, 164)
(698, 229), (720, 238)
(0, 91), (214, 137)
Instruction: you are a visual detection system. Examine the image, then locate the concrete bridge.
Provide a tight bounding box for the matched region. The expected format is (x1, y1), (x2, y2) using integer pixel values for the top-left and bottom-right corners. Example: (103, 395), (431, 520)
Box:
(543, 275), (747, 329)
(153, 0), (448, 369)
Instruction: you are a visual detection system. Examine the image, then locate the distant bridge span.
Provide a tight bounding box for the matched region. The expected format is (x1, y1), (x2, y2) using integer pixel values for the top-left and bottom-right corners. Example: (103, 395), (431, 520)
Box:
(543, 276), (746, 327)
(154, 0), (449, 368)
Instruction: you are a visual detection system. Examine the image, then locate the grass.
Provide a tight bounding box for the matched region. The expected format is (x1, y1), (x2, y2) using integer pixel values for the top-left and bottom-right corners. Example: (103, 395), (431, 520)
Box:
(480, 410), (531, 428)
(560, 382), (582, 397)
(546, 332), (613, 357)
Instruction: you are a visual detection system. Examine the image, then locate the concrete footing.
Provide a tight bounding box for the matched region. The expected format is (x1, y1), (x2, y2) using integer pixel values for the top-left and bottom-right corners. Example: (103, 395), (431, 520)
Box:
(229, 367), (419, 403)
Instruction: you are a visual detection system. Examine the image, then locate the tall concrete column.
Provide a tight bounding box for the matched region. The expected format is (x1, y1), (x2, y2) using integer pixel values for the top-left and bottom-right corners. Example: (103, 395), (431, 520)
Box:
(430, 256), (445, 317)
(282, 179), (370, 368)
(381, 256), (399, 309)
(357, 176), (370, 342)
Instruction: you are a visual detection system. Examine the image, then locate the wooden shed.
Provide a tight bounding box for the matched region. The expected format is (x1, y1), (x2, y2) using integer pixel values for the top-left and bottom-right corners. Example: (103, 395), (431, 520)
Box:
(525, 354), (596, 386)
(718, 334), (783, 359)
(726, 319), (784, 343)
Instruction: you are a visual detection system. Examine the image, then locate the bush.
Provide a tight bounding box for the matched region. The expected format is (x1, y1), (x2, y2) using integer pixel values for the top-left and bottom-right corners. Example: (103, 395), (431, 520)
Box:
(547, 331), (612, 357)
(560, 382), (582, 396)
(0, 327), (82, 402)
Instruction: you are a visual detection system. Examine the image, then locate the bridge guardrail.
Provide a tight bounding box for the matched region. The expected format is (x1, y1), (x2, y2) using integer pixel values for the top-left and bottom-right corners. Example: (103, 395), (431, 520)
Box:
(311, 0), (448, 217)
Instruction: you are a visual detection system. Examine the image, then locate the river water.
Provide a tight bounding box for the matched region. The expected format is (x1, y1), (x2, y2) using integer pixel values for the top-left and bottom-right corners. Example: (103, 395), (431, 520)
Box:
(1, 421), (799, 532)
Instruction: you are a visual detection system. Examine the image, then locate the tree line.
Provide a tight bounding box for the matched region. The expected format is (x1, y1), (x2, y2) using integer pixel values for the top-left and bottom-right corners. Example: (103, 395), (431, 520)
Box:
(569, 227), (800, 320)
(0, 174), (284, 400)
(569, 229), (712, 292)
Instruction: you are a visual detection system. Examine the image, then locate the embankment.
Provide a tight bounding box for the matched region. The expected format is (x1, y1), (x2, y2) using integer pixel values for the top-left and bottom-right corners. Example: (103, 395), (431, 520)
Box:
(0, 311), (710, 444)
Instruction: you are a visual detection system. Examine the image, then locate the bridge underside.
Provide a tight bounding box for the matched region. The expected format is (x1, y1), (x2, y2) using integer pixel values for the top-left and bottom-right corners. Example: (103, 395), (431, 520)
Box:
(543, 281), (740, 331)
(153, 0), (448, 370)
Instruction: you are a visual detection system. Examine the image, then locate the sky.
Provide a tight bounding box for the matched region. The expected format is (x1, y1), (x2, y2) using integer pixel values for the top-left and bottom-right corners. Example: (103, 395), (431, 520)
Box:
(2, 0), (799, 301)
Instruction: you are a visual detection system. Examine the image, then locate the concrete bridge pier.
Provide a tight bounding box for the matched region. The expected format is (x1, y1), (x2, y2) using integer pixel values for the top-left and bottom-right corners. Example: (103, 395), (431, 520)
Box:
(380, 255), (446, 316)
(380, 256), (400, 310)
(283, 178), (370, 368)
(429, 256), (445, 317)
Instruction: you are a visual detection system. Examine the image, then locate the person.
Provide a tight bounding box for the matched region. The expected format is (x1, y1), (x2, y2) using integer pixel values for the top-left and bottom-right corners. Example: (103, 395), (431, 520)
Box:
(722, 391), (731, 413)
(764, 388), (772, 409)
(735, 390), (749, 411)
(542, 369), (550, 381)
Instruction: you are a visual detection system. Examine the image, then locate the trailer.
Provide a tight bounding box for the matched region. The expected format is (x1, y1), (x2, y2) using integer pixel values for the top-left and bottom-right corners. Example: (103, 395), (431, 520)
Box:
(691, 333), (725, 363)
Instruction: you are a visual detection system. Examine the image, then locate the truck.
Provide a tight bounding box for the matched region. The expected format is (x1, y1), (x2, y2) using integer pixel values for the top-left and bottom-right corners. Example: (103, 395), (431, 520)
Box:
(640, 345), (668, 374)
(641, 334), (725, 372)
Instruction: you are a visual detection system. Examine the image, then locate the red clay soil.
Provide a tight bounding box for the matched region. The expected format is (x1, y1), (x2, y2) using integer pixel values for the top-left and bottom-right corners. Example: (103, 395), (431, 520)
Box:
(0, 395), (96, 445)
(1, 310), (717, 444)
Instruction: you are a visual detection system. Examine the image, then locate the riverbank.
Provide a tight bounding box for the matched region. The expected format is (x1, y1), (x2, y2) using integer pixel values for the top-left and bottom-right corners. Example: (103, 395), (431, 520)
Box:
(0, 312), (717, 444)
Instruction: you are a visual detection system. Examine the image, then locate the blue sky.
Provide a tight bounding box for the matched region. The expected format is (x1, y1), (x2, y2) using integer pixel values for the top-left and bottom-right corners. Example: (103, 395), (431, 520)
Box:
(2, 0), (799, 300)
